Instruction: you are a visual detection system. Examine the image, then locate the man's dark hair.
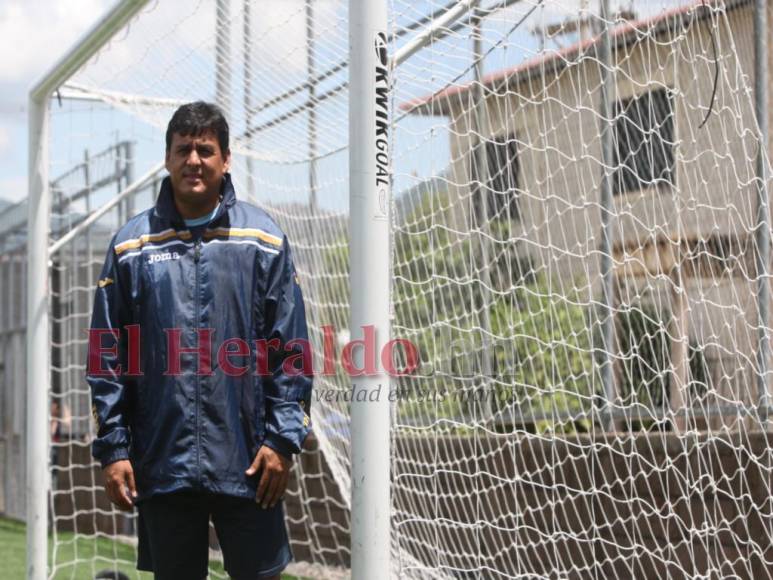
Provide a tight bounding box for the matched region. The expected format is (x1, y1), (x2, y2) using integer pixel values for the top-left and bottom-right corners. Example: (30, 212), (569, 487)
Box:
(165, 101), (229, 156)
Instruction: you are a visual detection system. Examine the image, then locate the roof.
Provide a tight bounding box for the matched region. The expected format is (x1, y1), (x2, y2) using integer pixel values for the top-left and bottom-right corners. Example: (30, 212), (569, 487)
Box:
(401, 0), (751, 116)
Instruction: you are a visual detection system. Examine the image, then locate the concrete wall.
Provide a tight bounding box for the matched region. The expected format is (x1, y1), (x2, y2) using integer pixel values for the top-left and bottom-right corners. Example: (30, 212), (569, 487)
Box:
(392, 431), (773, 579)
(46, 431), (773, 578)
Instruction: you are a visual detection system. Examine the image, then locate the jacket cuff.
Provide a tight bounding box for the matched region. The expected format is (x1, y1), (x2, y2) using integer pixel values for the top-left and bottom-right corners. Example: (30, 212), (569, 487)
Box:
(97, 447), (130, 469)
(262, 433), (297, 459)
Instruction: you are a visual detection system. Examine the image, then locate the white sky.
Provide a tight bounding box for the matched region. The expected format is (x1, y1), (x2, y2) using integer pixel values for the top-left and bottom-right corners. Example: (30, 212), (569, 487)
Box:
(0, 0), (114, 203)
(0, 0), (343, 204)
(0, 0), (689, 205)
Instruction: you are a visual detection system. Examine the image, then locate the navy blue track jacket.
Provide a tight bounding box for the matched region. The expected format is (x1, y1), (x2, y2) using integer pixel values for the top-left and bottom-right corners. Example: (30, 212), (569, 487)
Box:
(87, 174), (312, 502)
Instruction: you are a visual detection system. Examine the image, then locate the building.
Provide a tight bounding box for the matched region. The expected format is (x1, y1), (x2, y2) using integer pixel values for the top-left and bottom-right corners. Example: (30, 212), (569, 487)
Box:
(402, 0), (773, 428)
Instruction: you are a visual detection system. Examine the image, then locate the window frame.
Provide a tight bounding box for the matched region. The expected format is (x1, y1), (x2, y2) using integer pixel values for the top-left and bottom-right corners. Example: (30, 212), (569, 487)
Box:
(482, 133), (521, 222)
(612, 87), (677, 197)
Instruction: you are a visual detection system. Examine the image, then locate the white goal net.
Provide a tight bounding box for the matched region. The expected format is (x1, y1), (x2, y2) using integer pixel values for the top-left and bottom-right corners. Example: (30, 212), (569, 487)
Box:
(5, 0), (773, 578)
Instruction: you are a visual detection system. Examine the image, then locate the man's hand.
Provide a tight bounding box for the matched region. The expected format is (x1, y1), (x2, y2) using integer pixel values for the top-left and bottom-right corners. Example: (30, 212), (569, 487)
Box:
(102, 459), (137, 511)
(245, 445), (291, 509)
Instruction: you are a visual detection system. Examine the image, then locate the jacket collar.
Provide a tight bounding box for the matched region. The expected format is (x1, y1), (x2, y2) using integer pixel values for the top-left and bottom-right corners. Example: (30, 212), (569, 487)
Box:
(154, 172), (237, 226)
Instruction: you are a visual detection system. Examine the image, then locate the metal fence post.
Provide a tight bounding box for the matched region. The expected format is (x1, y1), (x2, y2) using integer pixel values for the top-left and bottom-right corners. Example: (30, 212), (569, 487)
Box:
(754, 0), (770, 426)
(597, 0), (616, 431)
(471, 8), (495, 422)
(215, 0), (232, 116)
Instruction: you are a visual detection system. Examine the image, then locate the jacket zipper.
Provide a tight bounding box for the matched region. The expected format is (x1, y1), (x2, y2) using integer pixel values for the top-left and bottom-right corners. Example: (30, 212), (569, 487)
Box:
(194, 238), (202, 487)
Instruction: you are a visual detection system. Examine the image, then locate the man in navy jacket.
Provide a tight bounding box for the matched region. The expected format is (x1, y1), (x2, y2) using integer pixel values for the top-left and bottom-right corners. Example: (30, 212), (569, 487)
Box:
(87, 101), (312, 580)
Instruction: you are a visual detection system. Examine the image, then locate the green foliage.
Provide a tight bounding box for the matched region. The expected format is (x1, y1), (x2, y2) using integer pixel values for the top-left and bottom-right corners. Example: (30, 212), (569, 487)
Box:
(317, 187), (598, 433)
(390, 189), (599, 433)
(321, 186), (711, 435)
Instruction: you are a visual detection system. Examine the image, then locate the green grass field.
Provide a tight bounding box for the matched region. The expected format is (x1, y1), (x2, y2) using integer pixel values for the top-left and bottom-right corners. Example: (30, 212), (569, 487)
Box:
(0, 517), (299, 579)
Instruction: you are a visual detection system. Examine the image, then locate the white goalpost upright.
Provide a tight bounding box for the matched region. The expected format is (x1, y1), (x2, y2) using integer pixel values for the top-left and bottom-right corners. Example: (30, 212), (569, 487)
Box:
(26, 3), (152, 578)
(348, 0), (392, 576)
(27, 74), (51, 580)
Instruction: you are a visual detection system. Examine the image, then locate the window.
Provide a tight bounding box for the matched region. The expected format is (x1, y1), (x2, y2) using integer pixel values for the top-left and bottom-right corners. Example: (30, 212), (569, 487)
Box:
(613, 88), (675, 196)
(483, 135), (520, 221)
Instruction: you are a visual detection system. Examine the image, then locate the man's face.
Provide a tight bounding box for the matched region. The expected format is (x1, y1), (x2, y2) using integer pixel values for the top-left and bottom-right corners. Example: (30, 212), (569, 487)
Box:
(165, 130), (230, 207)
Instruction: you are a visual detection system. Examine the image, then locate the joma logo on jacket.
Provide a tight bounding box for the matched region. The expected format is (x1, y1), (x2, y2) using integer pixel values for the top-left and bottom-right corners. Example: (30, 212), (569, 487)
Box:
(146, 251), (180, 263)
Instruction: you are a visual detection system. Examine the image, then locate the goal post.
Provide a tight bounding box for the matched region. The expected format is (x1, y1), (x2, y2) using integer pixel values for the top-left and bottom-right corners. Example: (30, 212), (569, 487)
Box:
(27, 3), (153, 578)
(348, 0), (392, 576)
(27, 91), (50, 580)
